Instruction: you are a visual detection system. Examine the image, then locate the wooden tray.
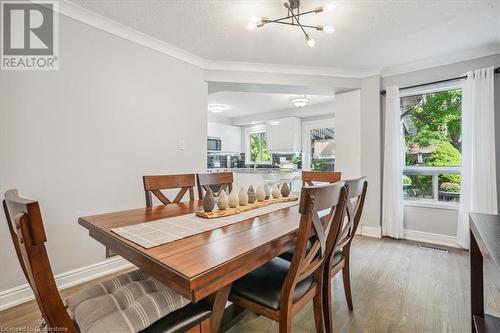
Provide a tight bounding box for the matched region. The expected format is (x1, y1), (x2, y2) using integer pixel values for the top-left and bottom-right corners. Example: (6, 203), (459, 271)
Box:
(195, 196), (298, 219)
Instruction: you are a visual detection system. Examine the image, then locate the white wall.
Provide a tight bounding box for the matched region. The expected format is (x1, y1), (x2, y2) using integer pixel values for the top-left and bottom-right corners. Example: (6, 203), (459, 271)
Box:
(360, 76), (382, 230)
(332, 90), (362, 179)
(0, 15), (207, 292)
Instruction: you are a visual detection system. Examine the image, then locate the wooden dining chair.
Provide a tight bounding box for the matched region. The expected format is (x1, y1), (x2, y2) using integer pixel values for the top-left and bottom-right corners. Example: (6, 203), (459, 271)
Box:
(143, 174), (196, 207)
(229, 182), (349, 333)
(196, 172), (233, 199)
(278, 171), (343, 263)
(323, 177), (368, 333)
(302, 171), (342, 186)
(3, 189), (212, 333)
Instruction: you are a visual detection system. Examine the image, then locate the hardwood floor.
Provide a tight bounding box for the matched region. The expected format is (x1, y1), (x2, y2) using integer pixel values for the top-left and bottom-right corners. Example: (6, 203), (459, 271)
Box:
(1, 236), (499, 332)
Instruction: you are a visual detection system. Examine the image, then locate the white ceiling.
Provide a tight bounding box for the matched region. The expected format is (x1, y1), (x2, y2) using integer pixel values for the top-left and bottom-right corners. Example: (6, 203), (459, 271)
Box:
(68, 0), (500, 71)
(208, 91), (334, 118)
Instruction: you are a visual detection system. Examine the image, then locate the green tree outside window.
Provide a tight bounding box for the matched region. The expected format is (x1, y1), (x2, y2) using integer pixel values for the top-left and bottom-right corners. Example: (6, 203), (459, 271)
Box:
(249, 132), (271, 163)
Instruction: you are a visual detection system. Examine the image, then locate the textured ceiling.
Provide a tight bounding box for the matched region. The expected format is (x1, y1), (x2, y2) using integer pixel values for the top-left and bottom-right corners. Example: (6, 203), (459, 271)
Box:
(208, 91), (334, 118)
(68, 0), (500, 70)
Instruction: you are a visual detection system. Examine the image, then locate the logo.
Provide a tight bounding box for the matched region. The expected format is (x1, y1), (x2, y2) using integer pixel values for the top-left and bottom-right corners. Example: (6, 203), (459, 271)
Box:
(1, 0), (59, 70)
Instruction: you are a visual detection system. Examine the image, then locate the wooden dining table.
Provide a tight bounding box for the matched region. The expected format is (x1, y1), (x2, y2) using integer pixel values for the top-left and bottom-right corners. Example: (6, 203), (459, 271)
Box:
(78, 200), (302, 333)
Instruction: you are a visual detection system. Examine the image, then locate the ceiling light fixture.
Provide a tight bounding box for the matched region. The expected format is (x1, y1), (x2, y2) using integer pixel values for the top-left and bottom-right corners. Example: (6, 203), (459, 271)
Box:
(208, 104), (228, 113)
(290, 95), (309, 108)
(247, 0), (336, 47)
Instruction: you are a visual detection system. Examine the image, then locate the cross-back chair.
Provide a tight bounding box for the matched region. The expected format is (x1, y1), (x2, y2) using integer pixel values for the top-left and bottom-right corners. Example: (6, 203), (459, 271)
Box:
(278, 171), (344, 262)
(229, 182), (349, 333)
(196, 172), (233, 199)
(3, 189), (212, 333)
(143, 174), (195, 207)
(302, 171), (342, 186)
(323, 177), (368, 333)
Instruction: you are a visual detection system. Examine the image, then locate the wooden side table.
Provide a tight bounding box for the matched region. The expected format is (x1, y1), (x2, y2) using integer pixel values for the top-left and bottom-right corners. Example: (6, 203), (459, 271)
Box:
(469, 213), (500, 333)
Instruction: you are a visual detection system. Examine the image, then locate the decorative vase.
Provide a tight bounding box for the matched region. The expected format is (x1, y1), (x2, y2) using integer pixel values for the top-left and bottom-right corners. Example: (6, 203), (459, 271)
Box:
(203, 188), (216, 212)
(217, 190), (228, 210)
(272, 184), (280, 198)
(239, 187), (248, 206)
(256, 186), (265, 201)
(247, 185), (256, 204)
(229, 188), (239, 208)
(263, 184), (271, 200)
(281, 182), (290, 197)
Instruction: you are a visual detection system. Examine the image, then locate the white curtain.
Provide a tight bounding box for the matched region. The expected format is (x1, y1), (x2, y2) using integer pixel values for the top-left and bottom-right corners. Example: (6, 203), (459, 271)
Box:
(457, 66), (497, 249)
(382, 86), (405, 238)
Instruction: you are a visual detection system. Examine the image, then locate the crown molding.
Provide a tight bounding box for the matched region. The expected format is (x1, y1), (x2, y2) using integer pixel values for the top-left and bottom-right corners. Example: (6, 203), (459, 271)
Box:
(57, 1), (379, 79)
(380, 45), (500, 78)
(204, 60), (380, 79)
(58, 1), (499, 81)
(57, 0), (206, 68)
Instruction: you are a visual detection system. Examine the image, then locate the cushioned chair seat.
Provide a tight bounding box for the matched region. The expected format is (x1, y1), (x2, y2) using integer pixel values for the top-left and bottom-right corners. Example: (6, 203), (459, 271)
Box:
(66, 269), (208, 333)
(231, 257), (313, 310)
(141, 301), (212, 333)
(278, 238), (314, 262)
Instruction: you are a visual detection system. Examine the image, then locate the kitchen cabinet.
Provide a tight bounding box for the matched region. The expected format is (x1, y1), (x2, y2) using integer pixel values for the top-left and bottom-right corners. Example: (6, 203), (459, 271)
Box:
(266, 117), (302, 152)
(208, 122), (242, 152)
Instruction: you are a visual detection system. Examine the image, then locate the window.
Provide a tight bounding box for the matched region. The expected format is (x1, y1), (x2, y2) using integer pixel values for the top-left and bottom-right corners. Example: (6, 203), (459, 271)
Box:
(249, 131), (271, 163)
(310, 128), (335, 171)
(401, 87), (462, 205)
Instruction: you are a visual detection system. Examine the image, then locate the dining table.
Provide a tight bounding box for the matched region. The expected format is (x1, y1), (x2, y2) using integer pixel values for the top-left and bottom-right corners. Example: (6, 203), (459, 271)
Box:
(78, 199), (302, 333)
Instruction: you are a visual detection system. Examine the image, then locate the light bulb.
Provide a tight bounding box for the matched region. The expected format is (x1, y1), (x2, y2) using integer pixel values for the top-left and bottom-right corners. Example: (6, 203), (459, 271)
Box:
(323, 25), (335, 34)
(250, 16), (260, 23)
(246, 22), (257, 30)
(306, 36), (316, 47)
(326, 3), (337, 11)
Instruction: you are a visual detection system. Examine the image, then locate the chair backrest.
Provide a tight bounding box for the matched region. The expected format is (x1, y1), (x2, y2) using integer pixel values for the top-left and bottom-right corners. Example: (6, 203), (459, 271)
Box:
(280, 182), (348, 308)
(3, 190), (77, 332)
(302, 171), (342, 186)
(196, 172), (233, 199)
(143, 174), (196, 207)
(332, 177), (368, 255)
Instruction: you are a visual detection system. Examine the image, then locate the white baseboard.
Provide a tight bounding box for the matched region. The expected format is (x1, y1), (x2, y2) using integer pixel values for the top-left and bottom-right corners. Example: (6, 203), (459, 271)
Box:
(356, 225), (382, 238)
(0, 257), (133, 311)
(403, 229), (460, 249)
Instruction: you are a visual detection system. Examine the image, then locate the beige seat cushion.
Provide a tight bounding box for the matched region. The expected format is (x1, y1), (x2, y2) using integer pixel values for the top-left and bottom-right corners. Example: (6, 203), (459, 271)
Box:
(65, 269), (190, 333)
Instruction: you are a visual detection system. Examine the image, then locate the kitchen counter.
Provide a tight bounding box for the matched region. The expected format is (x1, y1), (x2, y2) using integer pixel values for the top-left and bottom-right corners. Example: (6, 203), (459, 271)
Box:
(232, 168), (300, 174)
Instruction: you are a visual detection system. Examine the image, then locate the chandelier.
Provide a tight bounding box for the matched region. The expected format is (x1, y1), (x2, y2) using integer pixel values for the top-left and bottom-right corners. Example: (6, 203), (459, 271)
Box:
(247, 0), (336, 47)
(290, 95), (309, 108)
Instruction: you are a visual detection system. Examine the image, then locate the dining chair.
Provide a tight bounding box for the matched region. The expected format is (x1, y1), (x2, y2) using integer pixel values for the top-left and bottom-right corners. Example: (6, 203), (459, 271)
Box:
(196, 172), (233, 199)
(143, 174), (196, 207)
(302, 171), (342, 186)
(323, 177), (368, 333)
(3, 189), (212, 333)
(279, 171), (343, 262)
(229, 182), (349, 333)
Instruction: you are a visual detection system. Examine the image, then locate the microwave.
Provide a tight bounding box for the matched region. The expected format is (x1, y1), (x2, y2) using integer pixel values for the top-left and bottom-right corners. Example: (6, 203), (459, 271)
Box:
(207, 137), (222, 151)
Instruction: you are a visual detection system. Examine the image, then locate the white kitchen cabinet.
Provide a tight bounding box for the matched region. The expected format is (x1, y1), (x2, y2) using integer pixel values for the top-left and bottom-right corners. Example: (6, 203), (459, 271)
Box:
(207, 122), (242, 152)
(266, 117), (302, 152)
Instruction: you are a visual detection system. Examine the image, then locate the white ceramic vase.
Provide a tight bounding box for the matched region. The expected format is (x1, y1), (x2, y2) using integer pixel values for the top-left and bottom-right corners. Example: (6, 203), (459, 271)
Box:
(272, 184), (280, 198)
(228, 188), (239, 208)
(256, 186), (266, 201)
(239, 187), (249, 206)
(217, 190), (228, 210)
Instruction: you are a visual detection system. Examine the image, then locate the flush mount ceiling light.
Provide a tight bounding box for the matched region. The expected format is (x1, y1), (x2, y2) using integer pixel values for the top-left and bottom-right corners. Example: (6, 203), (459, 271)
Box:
(208, 104), (228, 113)
(247, 0), (336, 47)
(290, 95), (309, 108)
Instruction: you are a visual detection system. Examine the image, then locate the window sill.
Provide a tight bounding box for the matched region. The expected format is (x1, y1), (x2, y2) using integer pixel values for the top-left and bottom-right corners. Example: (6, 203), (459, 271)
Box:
(404, 201), (459, 211)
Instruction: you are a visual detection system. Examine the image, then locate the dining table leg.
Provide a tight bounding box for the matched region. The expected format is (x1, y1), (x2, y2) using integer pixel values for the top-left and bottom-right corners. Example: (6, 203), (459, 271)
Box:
(208, 283), (233, 333)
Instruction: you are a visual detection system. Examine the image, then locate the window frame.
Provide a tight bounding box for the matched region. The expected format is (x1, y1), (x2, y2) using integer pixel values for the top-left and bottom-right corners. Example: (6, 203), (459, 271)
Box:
(400, 82), (463, 209)
(245, 124), (272, 165)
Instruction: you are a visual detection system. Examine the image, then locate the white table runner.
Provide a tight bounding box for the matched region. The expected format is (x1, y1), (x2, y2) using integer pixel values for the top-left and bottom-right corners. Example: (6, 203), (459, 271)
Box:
(111, 201), (299, 249)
